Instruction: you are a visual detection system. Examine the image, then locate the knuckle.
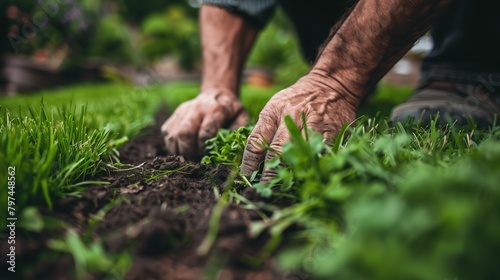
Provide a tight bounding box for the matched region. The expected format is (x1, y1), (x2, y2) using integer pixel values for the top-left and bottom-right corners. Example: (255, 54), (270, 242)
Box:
(177, 130), (195, 142)
(263, 169), (277, 178)
(246, 134), (263, 149)
(269, 143), (282, 153)
(241, 153), (261, 172)
(258, 108), (272, 120)
(165, 134), (176, 144)
(174, 103), (189, 113)
(161, 121), (171, 134)
(240, 159), (252, 169)
(270, 141), (281, 149)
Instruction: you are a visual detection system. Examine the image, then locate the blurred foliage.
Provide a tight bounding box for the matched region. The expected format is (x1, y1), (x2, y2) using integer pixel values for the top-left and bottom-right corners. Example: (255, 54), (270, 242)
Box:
(247, 9), (309, 87)
(1, 0), (100, 56)
(140, 6), (200, 69)
(89, 14), (137, 64)
(319, 146), (500, 280)
(1, 1), (199, 68)
(1, 2), (309, 75)
(252, 116), (500, 280)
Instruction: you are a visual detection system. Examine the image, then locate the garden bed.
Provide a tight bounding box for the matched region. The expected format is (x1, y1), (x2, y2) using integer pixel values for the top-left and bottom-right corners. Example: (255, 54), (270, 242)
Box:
(4, 110), (284, 280)
(2, 83), (499, 280)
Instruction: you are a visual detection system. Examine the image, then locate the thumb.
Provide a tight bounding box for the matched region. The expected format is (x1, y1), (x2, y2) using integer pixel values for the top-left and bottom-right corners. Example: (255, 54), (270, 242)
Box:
(240, 123), (275, 177)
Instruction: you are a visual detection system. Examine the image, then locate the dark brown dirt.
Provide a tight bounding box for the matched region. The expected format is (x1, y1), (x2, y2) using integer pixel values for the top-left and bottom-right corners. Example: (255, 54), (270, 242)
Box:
(2, 109), (288, 280)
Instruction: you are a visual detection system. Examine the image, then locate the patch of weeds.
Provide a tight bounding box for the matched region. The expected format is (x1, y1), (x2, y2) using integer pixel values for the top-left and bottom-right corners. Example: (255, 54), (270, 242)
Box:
(201, 112), (500, 279)
(307, 140), (500, 280)
(201, 126), (252, 166)
(252, 115), (500, 279)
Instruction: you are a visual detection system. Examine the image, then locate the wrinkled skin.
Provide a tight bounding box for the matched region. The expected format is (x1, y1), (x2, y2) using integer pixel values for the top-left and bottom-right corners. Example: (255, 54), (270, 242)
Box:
(161, 88), (248, 160)
(163, 0), (453, 181)
(161, 5), (256, 159)
(241, 0), (453, 181)
(240, 73), (356, 181)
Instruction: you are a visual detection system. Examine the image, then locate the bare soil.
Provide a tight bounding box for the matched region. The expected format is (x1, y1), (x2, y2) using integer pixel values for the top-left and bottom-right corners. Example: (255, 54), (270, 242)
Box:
(0, 110), (291, 280)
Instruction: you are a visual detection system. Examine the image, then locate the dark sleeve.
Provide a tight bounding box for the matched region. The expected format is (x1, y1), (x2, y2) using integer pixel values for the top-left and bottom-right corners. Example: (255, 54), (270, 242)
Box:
(201, 0), (277, 29)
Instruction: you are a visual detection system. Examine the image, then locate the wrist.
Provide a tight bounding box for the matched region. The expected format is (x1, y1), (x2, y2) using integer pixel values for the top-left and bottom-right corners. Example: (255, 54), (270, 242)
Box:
(200, 82), (239, 96)
(197, 87), (243, 117)
(306, 69), (363, 110)
(199, 87), (238, 99)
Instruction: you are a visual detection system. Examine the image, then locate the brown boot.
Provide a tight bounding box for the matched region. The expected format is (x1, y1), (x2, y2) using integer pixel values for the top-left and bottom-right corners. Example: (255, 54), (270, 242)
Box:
(390, 81), (500, 128)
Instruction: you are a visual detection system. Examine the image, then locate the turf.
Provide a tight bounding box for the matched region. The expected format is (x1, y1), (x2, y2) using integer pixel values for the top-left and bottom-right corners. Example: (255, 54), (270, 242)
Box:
(1, 81), (498, 279)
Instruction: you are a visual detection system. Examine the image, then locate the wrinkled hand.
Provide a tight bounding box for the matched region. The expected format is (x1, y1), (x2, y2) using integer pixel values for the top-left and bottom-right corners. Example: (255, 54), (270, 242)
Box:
(162, 89), (248, 160)
(241, 73), (357, 182)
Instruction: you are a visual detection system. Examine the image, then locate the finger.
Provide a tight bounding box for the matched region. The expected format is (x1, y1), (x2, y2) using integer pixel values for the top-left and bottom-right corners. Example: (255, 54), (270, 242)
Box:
(164, 103), (202, 160)
(176, 117), (202, 160)
(165, 134), (177, 155)
(162, 117), (180, 156)
(261, 125), (289, 183)
(240, 115), (277, 177)
(198, 110), (225, 155)
(306, 115), (342, 146)
(322, 131), (336, 146)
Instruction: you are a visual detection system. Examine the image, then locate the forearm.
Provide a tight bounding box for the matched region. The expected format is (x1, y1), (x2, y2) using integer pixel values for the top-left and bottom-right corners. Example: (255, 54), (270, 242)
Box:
(199, 5), (258, 95)
(311, 0), (453, 108)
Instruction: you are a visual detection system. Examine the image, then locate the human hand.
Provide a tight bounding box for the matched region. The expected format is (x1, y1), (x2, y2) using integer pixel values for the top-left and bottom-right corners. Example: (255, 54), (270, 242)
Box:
(161, 89), (248, 160)
(240, 73), (357, 182)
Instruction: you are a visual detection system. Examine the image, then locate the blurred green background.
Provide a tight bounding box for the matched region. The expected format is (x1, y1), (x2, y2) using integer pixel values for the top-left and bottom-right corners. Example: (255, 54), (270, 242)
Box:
(1, 0), (412, 116)
(3, 3), (499, 280)
(1, 0), (313, 79)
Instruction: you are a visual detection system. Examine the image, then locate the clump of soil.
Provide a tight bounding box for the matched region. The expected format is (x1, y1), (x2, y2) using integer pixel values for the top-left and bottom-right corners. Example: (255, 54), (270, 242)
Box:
(1, 109), (286, 280)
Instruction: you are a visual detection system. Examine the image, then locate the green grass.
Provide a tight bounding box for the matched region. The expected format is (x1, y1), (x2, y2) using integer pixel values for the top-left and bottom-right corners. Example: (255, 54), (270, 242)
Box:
(0, 80), (278, 279)
(0, 83), (161, 228)
(204, 115), (500, 279)
(1, 80), (460, 279)
(0, 79), (410, 230)
(0, 81), (277, 228)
